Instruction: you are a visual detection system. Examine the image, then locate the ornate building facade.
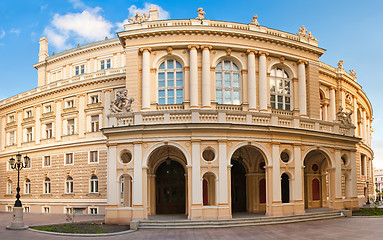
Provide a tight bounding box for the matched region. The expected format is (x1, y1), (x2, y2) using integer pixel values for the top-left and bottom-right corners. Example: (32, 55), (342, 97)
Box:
(0, 8), (374, 224)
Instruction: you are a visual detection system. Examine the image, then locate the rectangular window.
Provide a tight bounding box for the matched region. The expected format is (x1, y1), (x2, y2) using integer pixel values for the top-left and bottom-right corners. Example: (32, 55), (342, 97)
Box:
(90, 95), (99, 104)
(66, 153), (74, 165)
(67, 119), (75, 135)
(7, 181), (12, 194)
(90, 208), (98, 215)
(43, 207), (50, 214)
(25, 110), (32, 119)
(65, 100), (74, 108)
(44, 105), (52, 113)
(8, 131), (15, 146)
(7, 206), (12, 212)
(24, 206), (30, 213)
(90, 151), (98, 163)
(44, 156), (51, 167)
(8, 115), (15, 123)
(66, 207), (73, 214)
(100, 59), (111, 70)
(25, 181), (31, 194)
(66, 179), (73, 194)
(361, 155), (365, 176)
(91, 116), (99, 132)
(45, 123), (53, 139)
(44, 180), (51, 194)
(75, 65), (85, 75)
(24, 158), (31, 169)
(26, 127), (33, 142)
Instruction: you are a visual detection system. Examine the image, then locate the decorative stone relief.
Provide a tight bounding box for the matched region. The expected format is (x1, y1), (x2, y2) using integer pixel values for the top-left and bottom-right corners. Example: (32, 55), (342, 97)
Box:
(196, 8), (206, 20)
(297, 25), (316, 40)
(111, 89), (134, 113)
(336, 106), (353, 126)
(128, 12), (149, 24)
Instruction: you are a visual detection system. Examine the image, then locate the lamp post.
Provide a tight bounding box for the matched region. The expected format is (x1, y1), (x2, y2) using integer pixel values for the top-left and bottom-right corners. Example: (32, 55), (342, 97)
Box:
(6, 153), (29, 230)
(366, 181), (370, 205)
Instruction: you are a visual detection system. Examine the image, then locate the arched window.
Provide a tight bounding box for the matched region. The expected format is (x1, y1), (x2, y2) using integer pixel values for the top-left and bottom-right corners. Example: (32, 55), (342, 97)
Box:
(270, 68), (291, 110)
(320, 91), (324, 120)
(215, 60), (241, 105)
(65, 176), (73, 194)
(120, 175), (132, 207)
(90, 175), (99, 193)
(44, 178), (51, 194)
(7, 180), (12, 195)
(312, 178), (320, 201)
(25, 179), (31, 194)
(281, 173), (290, 203)
(158, 59), (184, 105)
(202, 172), (216, 206)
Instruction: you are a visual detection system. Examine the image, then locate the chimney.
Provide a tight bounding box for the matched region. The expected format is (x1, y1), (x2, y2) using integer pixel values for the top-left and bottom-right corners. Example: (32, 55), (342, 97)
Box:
(39, 37), (49, 62)
(149, 8), (159, 21)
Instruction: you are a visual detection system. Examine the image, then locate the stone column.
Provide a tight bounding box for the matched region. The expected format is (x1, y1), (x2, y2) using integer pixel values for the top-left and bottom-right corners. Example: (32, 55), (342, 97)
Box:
(323, 103), (328, 121)
(298, 60), (307, 116)
(202, 45), (211, 108)
(103, 89), (112, 127)
(362, 110), (367, 141)
(35, 105), (41, 144)
(17, 111), (22, 147)
(293, 145), (303, 205)
(133, 142), (143, 206)
(272, 143), (280, 202)
(141, 48), (151, 110)
(329, 87), (336, 121)
(191, 140), (202, 219)
(247, 50), (257, 110)
(258, 52), (268, 111)
(189, 45), (198, 108)
(0, 116), (4, 150)
(341, 91), (346, 109)
(334, 148), (342, 208)
(55, 100), (62, 141)
(78, 95), (85, 138)
(218, 140), (228, 204)
(107, 144), (118, 205)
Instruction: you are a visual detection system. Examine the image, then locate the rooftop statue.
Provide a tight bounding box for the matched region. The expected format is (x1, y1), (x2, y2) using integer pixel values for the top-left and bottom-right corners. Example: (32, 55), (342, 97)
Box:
(349, 69), (357, 78)
(250, 14), (260, 26)
(196, 8), (206, 20)
(111, 89), (134, 113)
(337, 60), (344, 70)
(297, 25), (316, 40)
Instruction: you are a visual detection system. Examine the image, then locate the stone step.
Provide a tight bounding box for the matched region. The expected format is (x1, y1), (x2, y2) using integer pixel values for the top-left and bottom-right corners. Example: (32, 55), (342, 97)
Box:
(136, 211), (345, 230)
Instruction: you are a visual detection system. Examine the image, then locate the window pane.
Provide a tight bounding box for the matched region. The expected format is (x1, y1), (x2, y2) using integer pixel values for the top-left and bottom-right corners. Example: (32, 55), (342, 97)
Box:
(167, 60), (174, 69)
(224, 73), (231, 87)
(285, 104), (290, 110)
(159, 62), (165, 70)
(168, 97), (174, 104)
(278, 80), (283, 93)
(270, 95), (275, 102)
(167, 72), (174, 80)
(224, 91), (231, 103)
(216, 90), (222, 104)
(285, 80), (291, 94)
(158, 72), (165, 80)
(224, 61), (230, 70)
(159, 90), (165, 98)
(233, 75), (240, 88)
(176, 89), (183, 97)
(175, 61), (182, 69)
(158, 80), (165, 87)
(216, 73), (222, 87)
(233, 91), (240, 104)
(278, 103), (283, 109)
(167, 79), (174, 87)
(278, 96), (283, 103)
(270, 80), (276, 93)
(176, 72), (183, 80)
(176, 96), (183, 104)
(176, 79), (183, 87)
(285, 97), (290, 103)
(232, 63), (239, 71)
(168, 89), (174, 97)
(159, 98), (165, 105)
(216, 62), (222, 70)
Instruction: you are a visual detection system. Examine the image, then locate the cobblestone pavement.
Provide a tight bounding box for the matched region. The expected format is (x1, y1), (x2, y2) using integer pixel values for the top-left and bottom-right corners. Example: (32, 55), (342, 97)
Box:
(1, 212), (382, 240)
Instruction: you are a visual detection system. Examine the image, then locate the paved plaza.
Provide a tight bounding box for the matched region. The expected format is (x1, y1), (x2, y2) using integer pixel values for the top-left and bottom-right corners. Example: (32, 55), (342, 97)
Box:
(1, 212), (382, 240)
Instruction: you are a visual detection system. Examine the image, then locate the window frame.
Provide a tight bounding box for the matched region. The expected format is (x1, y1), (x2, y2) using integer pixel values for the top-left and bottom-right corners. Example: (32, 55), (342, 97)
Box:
(89, 150), (99, 164)
(90, 175), (99, 193)
(90, 115), (100, 132)
(269, 67), (292, 111)
(215, 60), (241, 105)
(43, 156), (51, 167)
(24, 179), (31, 194)
(75, 64), (85, 76)
(65, 153), (74, 165)
(44, 178), (51, 194)
(65, 176), (74, 194)
(157, 59), (184, 105)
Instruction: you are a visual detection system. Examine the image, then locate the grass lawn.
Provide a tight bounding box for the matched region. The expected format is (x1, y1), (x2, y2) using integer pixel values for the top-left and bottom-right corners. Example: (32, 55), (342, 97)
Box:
(353, 207), (383, 216)
(31, 222), (129, 234)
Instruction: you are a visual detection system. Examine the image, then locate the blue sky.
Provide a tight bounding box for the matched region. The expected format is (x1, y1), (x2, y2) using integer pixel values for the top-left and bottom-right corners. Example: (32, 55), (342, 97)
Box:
(1, 0), (382, 167)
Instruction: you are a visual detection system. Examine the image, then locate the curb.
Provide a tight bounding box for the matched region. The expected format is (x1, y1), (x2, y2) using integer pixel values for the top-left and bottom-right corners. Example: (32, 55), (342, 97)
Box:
(28, 228), (136, 237)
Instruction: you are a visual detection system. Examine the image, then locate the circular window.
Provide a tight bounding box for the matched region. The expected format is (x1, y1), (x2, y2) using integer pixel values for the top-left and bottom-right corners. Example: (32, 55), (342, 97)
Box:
(259, 162), (265, 171)
(120, 151), (132, 164)
(280, 151), (290, 163)
(312, 164), (319, 172)
(202, 148), (215, 162)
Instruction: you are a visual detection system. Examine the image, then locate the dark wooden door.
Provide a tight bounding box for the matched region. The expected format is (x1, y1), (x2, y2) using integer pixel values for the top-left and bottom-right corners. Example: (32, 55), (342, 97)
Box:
(156, 161), (185, 214)
(231, 160), (246, 212)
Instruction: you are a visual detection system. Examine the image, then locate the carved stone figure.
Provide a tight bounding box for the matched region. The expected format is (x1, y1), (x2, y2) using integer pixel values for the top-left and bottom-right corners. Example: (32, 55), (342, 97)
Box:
(111, 89), (134, 113)
(336, 106), (353, 126)
(337, 60), (344, 70)
(196, 8), (206, 20)
(298, 25), (307, 36)
(250, 14), (259, 26)
(128, 12), (149, 24)
(349, 69), (357, 78)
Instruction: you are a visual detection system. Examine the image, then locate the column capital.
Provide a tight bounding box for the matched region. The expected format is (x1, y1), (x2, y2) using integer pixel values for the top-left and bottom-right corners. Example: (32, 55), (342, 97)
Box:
(292, 77), (298, 82)
(258, 51), (269, 56)
(188, 45), (199, 50)
(184, 66), (190, 71)
(106, 143), (118, 147)
(77, 94), (86, 98)
(102, 89), (113, 93)
(330, 86), (337, 91)
(139, 47), (152, 53)
(246, 49), (257, 55)
(297, 59), (308, 65)
(201, 45), (212, 50)
(54, 99), (63, 103)
(241, 69), (248, 74)
(35, 104), (43, 108)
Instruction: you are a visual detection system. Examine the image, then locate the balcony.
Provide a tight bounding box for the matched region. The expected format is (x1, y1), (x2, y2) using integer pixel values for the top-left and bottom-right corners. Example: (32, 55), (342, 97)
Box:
(108, 108), (355, 137)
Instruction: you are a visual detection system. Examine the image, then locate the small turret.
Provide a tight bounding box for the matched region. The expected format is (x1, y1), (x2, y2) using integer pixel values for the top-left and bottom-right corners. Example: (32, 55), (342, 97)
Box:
(149, 8), (159, 21)
(39, 37), (48, 62)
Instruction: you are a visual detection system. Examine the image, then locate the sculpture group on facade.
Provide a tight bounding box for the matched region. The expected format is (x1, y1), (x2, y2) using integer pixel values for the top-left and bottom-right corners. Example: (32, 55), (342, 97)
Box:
(297, 25), (316, 40)
(336, 106), (353, 126)
(196, 8), (206, 20)
(111, 89), (134, 113)
(337, 60), (344, 70)
(128, 12), (149, 24)
(250, 14), (260, 26)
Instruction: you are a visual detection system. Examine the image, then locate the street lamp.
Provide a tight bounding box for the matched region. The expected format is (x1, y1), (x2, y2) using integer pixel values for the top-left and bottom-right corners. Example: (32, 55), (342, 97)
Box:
(366, 181), (370, 205)
(6, 153), (29, 230)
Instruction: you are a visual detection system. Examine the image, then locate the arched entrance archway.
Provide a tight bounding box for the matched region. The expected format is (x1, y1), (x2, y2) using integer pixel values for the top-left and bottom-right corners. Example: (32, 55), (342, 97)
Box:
(147, 145), (188, 215)
(230, 145), (267, 214)
(304, 150), (331, 209)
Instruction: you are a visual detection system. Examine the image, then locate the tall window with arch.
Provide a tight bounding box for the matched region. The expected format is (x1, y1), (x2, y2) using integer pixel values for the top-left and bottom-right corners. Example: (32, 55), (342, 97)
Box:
(158, 59), (184, 105)
(270, 68), (291, 110)
(215, 60), (241, 105)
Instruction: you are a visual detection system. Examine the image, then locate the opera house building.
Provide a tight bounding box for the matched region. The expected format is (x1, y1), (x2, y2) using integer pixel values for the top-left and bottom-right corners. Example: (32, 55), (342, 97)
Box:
(0, 8), (374, 224)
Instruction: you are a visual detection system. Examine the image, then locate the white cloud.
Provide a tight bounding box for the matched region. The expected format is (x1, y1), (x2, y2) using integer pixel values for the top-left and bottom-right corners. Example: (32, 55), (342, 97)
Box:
(10, 29), (20, 36)
(0, 30), (5, 39)
(116, 3), (170, 31)
(44, 0), (113, 50)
